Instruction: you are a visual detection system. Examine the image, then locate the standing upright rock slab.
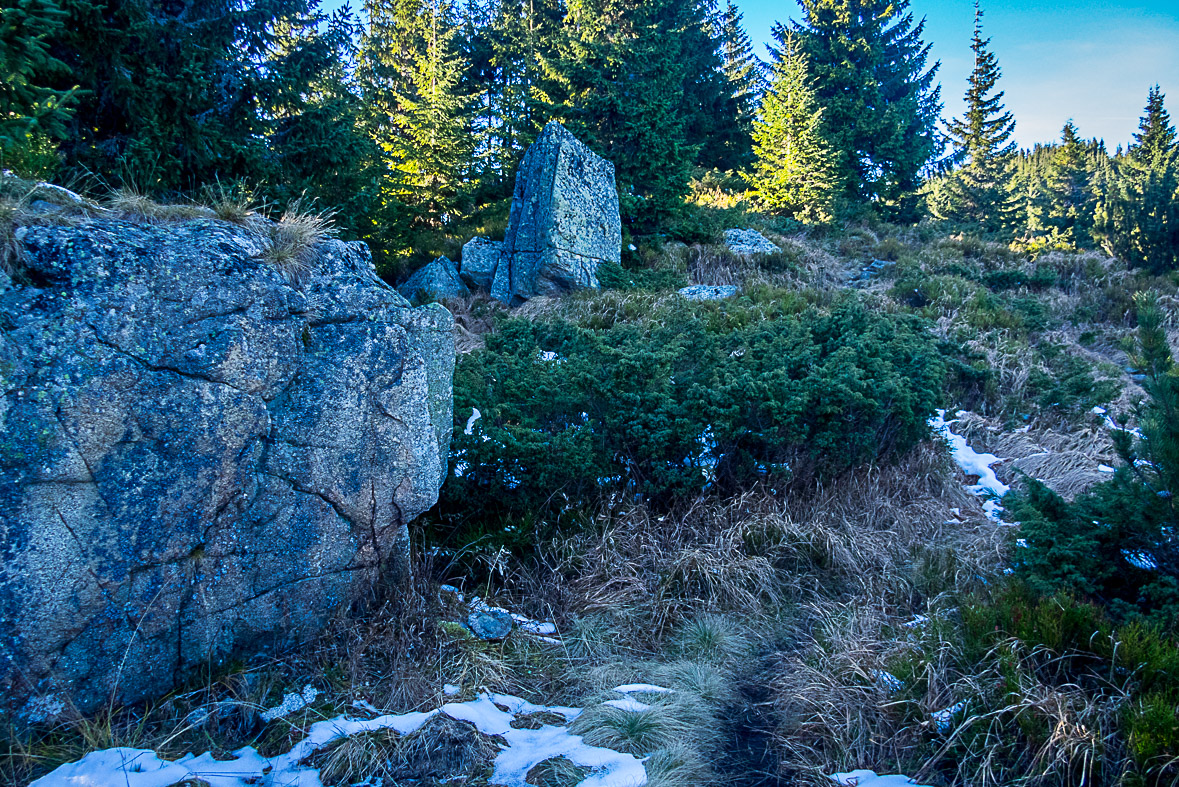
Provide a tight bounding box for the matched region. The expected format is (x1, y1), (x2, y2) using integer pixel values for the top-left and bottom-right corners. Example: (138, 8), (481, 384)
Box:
(498, 121), (621, 305)
(0, 218), (455, 714)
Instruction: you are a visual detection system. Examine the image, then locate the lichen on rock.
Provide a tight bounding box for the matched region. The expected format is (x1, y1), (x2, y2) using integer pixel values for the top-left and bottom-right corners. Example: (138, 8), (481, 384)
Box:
(0, 218), (455, 712)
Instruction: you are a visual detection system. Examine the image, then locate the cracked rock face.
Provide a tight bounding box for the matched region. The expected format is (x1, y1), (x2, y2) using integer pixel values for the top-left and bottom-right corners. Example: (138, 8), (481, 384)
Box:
(496, 121), (621, 305)
(0, 219), (454, 713)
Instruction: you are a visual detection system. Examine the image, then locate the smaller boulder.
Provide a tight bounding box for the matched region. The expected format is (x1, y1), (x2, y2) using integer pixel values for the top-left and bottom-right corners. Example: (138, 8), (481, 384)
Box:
(678, 285), (739, 301)
(467, 608), (514, 641)
(460, 237), (505, 291)
(724, 228), (780, 256)
(399, 256), (469, 302)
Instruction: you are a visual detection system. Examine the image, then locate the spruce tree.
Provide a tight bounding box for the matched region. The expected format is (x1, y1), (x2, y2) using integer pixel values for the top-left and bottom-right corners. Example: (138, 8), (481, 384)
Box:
(746, 27), (834, 222)
(1131, 85), (1177, 166)
(361, 0), (472, 227)
(550, 0), (695, 224)
(263, 5), (383, 242)
(709, 1), (762, 171)
(933, 2), (1016, 233)
(0, 0), (75, 159)
(1094, 149), (1179, 273)
(677, 0), (745, 173)
(1042, 120), (1095, 245)
(1093, 89), (1179, 271)
(43, 0), (315, 191)
(794, 0), (941, 219)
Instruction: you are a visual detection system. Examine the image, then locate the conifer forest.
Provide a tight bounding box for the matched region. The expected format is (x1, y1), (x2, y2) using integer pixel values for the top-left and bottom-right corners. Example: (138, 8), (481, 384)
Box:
(2, 1), (1179, 786)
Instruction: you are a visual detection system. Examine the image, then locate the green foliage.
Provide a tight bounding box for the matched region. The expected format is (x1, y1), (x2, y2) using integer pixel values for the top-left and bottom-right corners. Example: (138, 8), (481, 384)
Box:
(712, 0), (761, 171)
(1131, 85), (1177, 167)
(1009, 294), (1179, 626)
(1093, 151), (1179, 274)
(440, 293), (946, 528)
(1040, 121), (1098, 245)
(0, 0), (75, 152)
(793, 0), (941, 220)
(596, 260), (687, 292)
(547, 0), (705, 225)
(746, 29), (835, 223)
(928, 4), (1017, 234)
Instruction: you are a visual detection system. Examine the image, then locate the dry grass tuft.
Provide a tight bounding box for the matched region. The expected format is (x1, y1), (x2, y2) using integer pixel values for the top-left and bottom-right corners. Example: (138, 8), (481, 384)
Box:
(570, 693), (720, 756)
(257, 199), (337, 283)
(316, 714), (497, 786)
(107, 187), (213, 223)
(526, 755), (592, 787)
(643, 741), (717, 787)
(200, 180), (263, 224)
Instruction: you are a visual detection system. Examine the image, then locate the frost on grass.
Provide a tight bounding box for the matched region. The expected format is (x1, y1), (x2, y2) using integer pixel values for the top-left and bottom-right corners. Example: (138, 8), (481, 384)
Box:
(32, 692), (645, 787)
(930, 410), (1009, 520)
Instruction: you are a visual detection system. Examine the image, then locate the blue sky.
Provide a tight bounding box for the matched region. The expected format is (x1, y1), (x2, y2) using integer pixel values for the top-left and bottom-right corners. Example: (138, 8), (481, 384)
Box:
(738, 0), (1179, 149)
(328, 0), (1178, 149)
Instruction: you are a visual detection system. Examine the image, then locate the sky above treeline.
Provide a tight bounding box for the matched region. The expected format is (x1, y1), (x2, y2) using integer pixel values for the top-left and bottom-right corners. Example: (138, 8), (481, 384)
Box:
(326, 0), (1178, 150)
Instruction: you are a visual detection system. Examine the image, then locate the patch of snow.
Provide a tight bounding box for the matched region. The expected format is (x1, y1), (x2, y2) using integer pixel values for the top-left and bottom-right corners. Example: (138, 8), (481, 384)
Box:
(1091, 406), (1107, 415)
(32, 692), (642, 787)
(511, 613), (558, 636)
(929, 411), (1009, 520)
(932, 700), (967, 732)
(830, 770), (933, 787)
(444, 684), (462, 697)
(612, 684), (672, 694)
(1123, 550), (1158, 570)
(1098, 464), (1115, 473)
(260, 684), (318, 722)
(902, 615), (928, 628)
(603, 698), (651, 712)
(872, 671), (904, 694)
(465, 408), (482, 435)
(537, 350), (565, 364)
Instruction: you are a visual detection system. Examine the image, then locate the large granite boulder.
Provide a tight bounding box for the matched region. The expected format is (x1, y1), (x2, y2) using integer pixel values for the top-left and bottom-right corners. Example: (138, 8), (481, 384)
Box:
(496, 121), (620, 305)
(398, 255), (469, 303)
(0, 218), (455, 714)
(459, 237), (504, 291)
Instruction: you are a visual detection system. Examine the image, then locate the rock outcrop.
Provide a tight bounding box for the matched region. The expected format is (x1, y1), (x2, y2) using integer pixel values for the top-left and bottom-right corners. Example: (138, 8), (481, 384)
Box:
(678, 285), (740, 301)
(398, 255), (469, 302)
(724, 228), (780, 256)
(459, 237), (504, 292)
(495, 121), (620, 305)
(0, 218), (455, 713)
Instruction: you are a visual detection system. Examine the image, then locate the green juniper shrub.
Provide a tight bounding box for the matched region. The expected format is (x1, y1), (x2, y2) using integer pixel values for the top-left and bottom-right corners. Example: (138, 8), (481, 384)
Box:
(1007, 294), (1179, 627)
(440, 294), (946, 532)
(1024, 346), (1121, 416)
(596, 260), (688, 292)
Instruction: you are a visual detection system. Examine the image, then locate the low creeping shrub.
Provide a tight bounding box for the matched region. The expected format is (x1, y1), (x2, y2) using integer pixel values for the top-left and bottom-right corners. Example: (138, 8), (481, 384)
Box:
(439, 293), (947, 531)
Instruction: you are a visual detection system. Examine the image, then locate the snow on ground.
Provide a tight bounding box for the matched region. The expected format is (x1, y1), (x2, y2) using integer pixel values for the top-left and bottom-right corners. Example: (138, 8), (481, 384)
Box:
(929, 410), (1009, 520)
(31, 692), (645, 787)
(931, 700), (968, 732)
(612, 684), (672, 694)
(260, 685), (318, 723)
(830, 770), (934, 787)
